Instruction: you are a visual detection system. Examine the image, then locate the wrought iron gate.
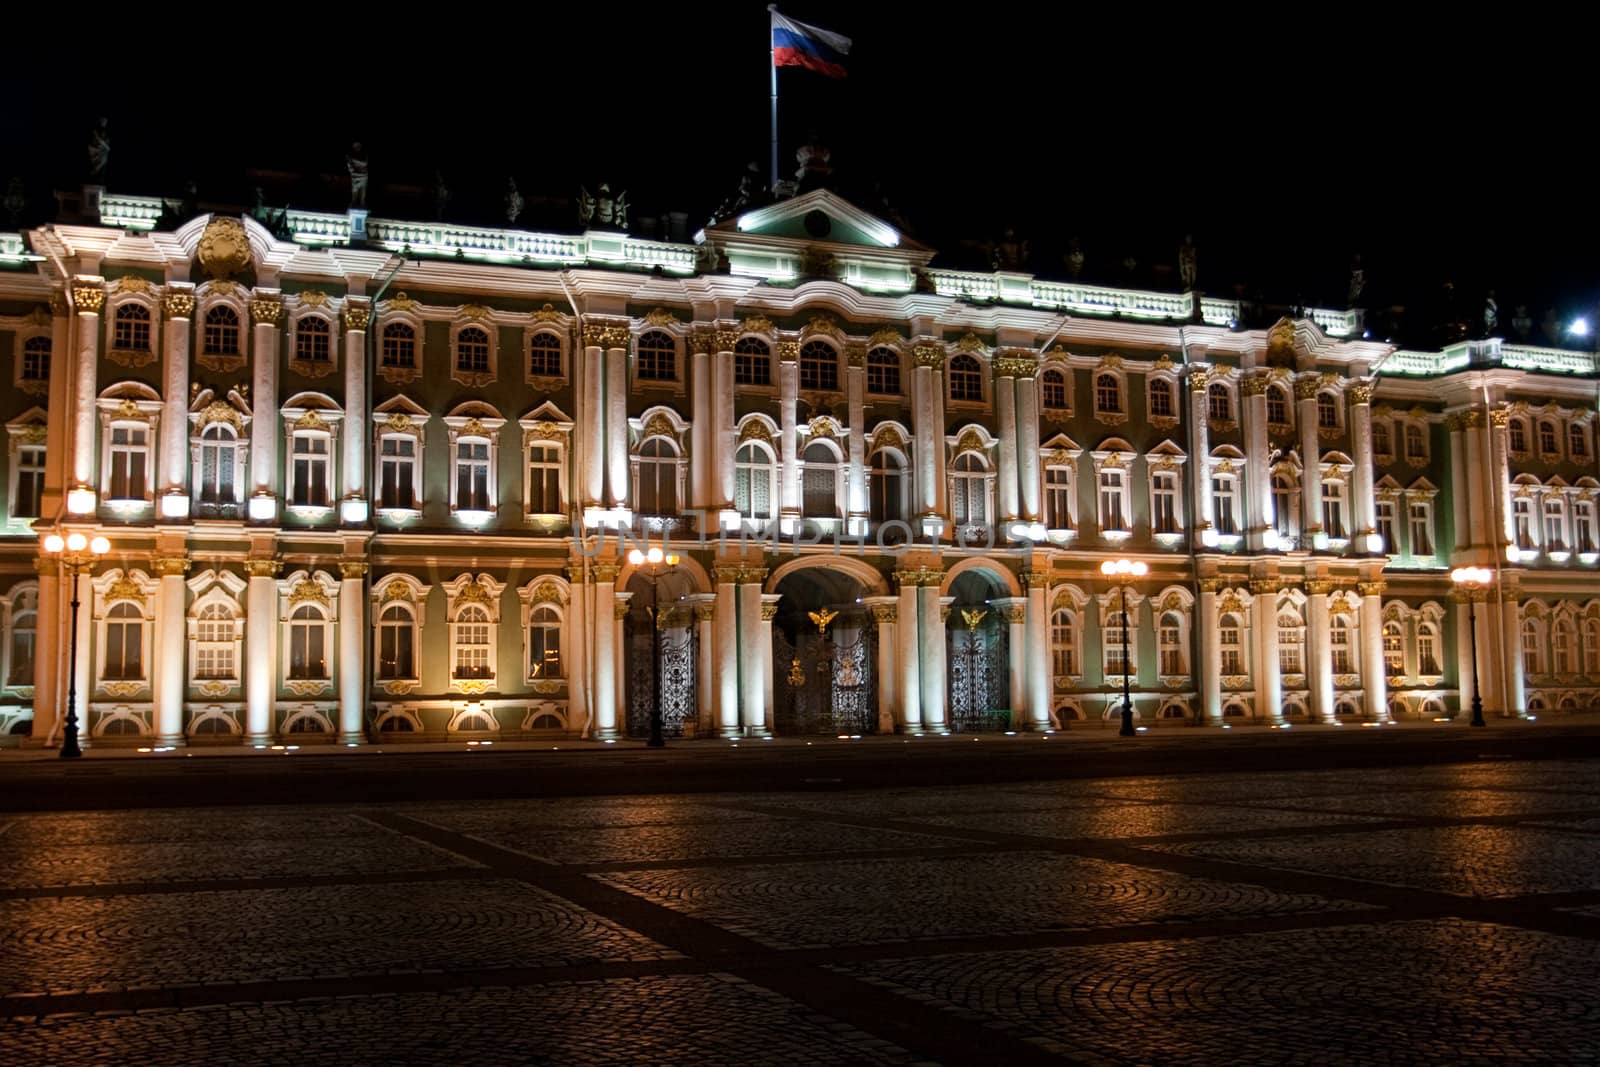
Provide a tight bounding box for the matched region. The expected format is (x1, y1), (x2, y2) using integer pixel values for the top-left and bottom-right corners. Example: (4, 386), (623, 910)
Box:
(773, 617), (876, 735)
(627, 621), (696, 738)
(949, 616), (1009, 732)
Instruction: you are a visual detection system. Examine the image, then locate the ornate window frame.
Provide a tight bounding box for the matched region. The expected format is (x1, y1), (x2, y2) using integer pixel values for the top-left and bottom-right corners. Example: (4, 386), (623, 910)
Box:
(518, 576), (570, 690)
(196, 282), (249, 374)
(450, 306), (500, 388)
(1537, 417), (1563, 462)
(92, 568), (158, 696)
(1271, 462), (1303, 544)
(1568, 417), (1592, 464)
(1318, 453), (1354, 543)
(1049, 584), (1088, 688)
(632, 407), (689, 521)
(1096, 586), (1142, 681)
(1574, 481), (1599, 561)
(1507, 413), (1531, 459)
(1276, 591), (1308, 684)
(5, 408), (48, 526)
(1402, 414), (1431, 466)
(444, 573), (506, 695)
(865, 344), (902, 397)
(1209, 447), (1246, 542)
(103, 277), (160, 369)
(1041, 434), (1084, 540)
(189, 389), (251, 513)
(371, 573), (431, 695)
(377, 312), (423, 385)
(1091, 441), (1135, 541)
(1152, 585), (1194, 684)
(1, 580), (38, 696)
(1146, 443), (1188, 546)
(1146, 368), (1179, 430)
(1404, 478), (1439, 560)
(373, 396), (429, 520)
(736, 417), (782, 524)
(186, 570), (246, 697)
(287, 299), (339, 381)
(97, 383), (162, 513)
(280, 393), (343, 517)
(13, 314), (52, 395)
(1265, 380), (1294, 433)
(525, 326), (567, 389)
(1316, 388), (1344, 436)
(443, 402), (506, 523)
(945, 352), (987, 407)
(520, 403), (573, 525)
(734, 334), (776, 390)
(1206, 379), (1236, 429)
(1093, 365), (1128, 424)
(277, 569), (340, 696)
(633, 327), (682, 388)
(1371, 413), (1394, 464)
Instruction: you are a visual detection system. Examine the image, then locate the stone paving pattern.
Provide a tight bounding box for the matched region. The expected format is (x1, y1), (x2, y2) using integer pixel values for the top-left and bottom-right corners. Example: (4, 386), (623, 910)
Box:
(0, 759), (1597, 1064)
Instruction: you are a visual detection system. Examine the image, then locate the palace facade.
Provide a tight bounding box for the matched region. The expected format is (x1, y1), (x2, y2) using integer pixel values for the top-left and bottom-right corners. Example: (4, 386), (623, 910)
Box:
(1, 184), (1597, 746)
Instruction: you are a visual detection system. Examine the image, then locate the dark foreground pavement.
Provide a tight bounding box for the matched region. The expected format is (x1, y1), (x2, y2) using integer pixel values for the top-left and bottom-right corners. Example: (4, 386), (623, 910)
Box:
(2, 727), (1599, 1064)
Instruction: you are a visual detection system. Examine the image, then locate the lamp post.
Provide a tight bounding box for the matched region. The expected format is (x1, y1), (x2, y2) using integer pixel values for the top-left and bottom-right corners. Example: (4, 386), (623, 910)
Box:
(627, 546), (680, 748)
(41, 531), (111, 758)
(1450, 566), (1492, 727)
(1100, 558), (1148, 737)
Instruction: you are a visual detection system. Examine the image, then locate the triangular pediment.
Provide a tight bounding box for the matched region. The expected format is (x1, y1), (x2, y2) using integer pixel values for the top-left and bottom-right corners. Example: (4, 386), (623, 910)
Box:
(705, 189), (928, 252)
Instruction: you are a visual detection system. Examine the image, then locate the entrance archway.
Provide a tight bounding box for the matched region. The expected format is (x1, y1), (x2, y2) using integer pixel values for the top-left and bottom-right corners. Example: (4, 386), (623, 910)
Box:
(771, 566), (875, 735)
(946, 569), (1011, 732)
(623, 566), (698, 739)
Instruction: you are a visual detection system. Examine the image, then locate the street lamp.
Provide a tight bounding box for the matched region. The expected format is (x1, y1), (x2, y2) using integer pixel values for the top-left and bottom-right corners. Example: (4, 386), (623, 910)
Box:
(41, 531), (111, 758)
(1450, 566), (1492, 727)
(1100, 557), (1148, 737)
(627, 546), (680, 748)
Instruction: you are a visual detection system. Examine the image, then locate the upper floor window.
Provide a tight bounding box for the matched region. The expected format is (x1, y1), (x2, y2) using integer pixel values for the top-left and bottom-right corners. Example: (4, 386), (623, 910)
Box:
(1272, 474), (1298, 540)
(1149, 378), (1175, 419)
(1570, 423), (1590, 461)
(736, 441), (777, 521)
(381, 323), (416, 368)
(637, 437), (679, 515)
(1316, 391), (1340, 430)
(948, 355), (983, 402)
(1051, 609), (1078, 676)
(379, 436), (419, 511)
(951, 452), (989, 524)
(288, 604), (330, 680)
(1418, 623), (1442, 675)
(1376, 498), (1396, 552)
(21, 337), (50, 383)
(196, 424), (238, 505)
(1098, 468), (1129, 532)
(1266, 384), (1289, 426)
(1278, 612), (1304, 674)
(866, 347), (900, 395)
(734, 337), (772, 387)
(1544, 497), (1567, 551)
(112, 304), (151, 352)
(1513, 496), (1536, 550)
(1372, 420), (1392, 459)
(290, 433), (332, 508)
(636, 330), (676, 382)
(528, 332), (562, 377)
(107, 423), (150, 502)
(1207, 382), (1232, 422)
(802, 441), (841, 518)
(1539, 420), (1560, 457)
(799, 340), (839, 392)
(1576, 500), (1598, 554)
(1330, 617), (1353, 674)
(1383, 622), (1405, 676)
(528, 604), (563, 681)
(1404, 423), (1428, 462)
(1211, 473), (1239, 535)
(1041, 370), (1068, 411)
(296, 317), (332, 365)
(453, 605), (492, 679)
(1045, 463), (1075, 531)
(455, 439), (492, 512)
(13, 444), (44, 519)
(456, 327), (490, 374)
(1095, 374), (1122, 414)
(1151, 469), (1181, 535)
(1409, 500), (1434, 555)
(1509, 418), (1528, 455)
(1322, 477), (1348, 538)
(526, 442), (561, 515)
(1102, 609), (1133, 676)
(203, 306), (241, 356)
(867, 448), (906, 526)
(1219, 615), (1245, 675)
(1158, 612), (1186, 676)
(104, 602), (145, 680)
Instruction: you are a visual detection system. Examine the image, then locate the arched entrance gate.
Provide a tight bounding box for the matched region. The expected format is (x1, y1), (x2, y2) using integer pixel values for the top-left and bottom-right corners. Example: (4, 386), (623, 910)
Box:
(771, 568), (877, 735)
(624, 567), (697, 739)
(946, 570), (1011, 732)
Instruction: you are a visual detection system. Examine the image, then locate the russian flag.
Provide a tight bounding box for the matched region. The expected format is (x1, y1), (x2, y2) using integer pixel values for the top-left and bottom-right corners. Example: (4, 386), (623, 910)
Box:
(772, 11), (851, 79)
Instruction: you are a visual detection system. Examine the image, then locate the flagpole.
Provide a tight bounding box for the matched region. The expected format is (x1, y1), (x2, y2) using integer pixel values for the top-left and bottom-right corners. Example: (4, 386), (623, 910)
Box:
(768, 4), (779, 191)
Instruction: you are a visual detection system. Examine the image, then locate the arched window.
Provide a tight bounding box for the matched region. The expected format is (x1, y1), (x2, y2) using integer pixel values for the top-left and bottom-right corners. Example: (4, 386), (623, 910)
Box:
(1523, 618), (1543, 676)
(734, 337), (771, 387)
(1278, 611), (1304, 674)
(381, 322), (416, 369)
(735, 441), (776, 520)
(289, 604), (329, 680)
(799, 340), (839, 391)
(1404, 423), (1427, 461)
(528, 332), (561, 377)
(455, 326), (490, 374)
(867, 448), (906, 525)
(1383, 622), (1405, 676)
(1219, 614), (1245, 675)
(112, 304), (152, 352)
(1330, 617), (1353, 674)
(1539, 420), (1560, 456)
(20, 336), (50, 383)
(1266, 384), (1289, 426)
(802, 441), (840, 518)
(194, 602), (235, 680)
(1272, 473), (1298, 539)
(1095, 373), (1122, 414)
(8, 591), (36, 687)
(1158, 612), (1186, 676)
(948, 355), (983, 402)
(1583, 619), (1600, 673)
(1372, 420), (1392, 458)
(951, 452), (989, 524)
(636, 330), (676, 381)
(1554, 618), (1577, 674)
(203, 306), (241, 356)
(1102, 609), (1132, 677)
(1149, 378), (1175, 419)
(377, 604), (416, 681)
(1207, 382), (1232, 422)
(1316, 391), (1340, 430)
(197, 424), (237, 504)
(528, 604), (562, 680)
(1051, 608), (1078, 676)
(1041, 369), (1068, 411)
(1569, 423), (1590, 461)
(104, 602), (144, 680)
(296, 317), (332, 365)
(1509, 418), (1528, 454)
(637, 437), (679, 516)
(1417, 622), (1441, 675)
(866, 347), (900, 395)
(453, 604), (492, 679)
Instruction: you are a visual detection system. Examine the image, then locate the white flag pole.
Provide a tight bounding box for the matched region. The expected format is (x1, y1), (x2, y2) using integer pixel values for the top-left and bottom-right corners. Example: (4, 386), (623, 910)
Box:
(768, 4), (780, 191)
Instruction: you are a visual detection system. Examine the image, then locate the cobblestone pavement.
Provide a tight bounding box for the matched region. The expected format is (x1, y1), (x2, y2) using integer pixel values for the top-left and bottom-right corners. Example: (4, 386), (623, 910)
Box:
(1, 758), (1598, 1064)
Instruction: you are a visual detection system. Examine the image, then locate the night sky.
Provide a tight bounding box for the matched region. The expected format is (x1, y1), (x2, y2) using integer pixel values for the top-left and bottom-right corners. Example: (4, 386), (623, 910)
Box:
(2, 5), (1592, 344)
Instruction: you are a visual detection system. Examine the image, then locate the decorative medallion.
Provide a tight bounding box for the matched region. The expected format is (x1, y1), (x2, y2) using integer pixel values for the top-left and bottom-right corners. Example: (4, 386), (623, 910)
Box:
(641, 412), (676, 440)
(198, 401), (243, 431)
(298, 290), (331, 309)
(871, 424), (905, 452)
(381, 583), (415, 603)
(867, 328), (901, 347)
(387, 292), (418, 312)
(459, 302), (493, 321)
(460, 417), (487, 438)
(742, 314), (775, 335)
(643, 308), (679, 327)
(532, 303), (564, 323)
(115, 274), (152, 294)
(529, 583), (565, 605)
(384, 413), (416, 433)
(955, 429), (985, 455)
(954, 332), (985, 353)
(526, 420), (563, 440)
(197, 217), (252, 279)
(455, 582), (492, 606)
(295, 410), (328, 431)
(106, 577), (145, 603)
(288, 581), (329, 608)
(115, 398), (142, 420)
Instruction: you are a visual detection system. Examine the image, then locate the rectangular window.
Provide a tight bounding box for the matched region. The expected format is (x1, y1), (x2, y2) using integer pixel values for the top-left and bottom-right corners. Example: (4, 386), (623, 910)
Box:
(1150, 382), (1174, 418)
(1322, 480), (1347, 537)
(290, 620), (326, 679)
(1514, 498), (1535, 549)
(291, 435), (330, 507)
(1045, 466), (1074, 530)
(1212, 476), (1238, 535)
(1098, 470), (1127, 532)
(108, 425), (148, 501)
(1408, 501), (1433, 556)
(1279, 631), (1302, 674)
(527, 443), (562, 515)
(735, 348), (771, 387)
(456, 441), (492, 511)
(1418, 630), (1440, 676)
(1544, 498), (1566, 551)
(379, 437), (417, 510)
(14, 445), (44, 519)
(1376, 499), (1396, 552)
(1570, 424), (1589, 461)
(195, 618), (234, 680)
(1219, 625), (1242, 675)
(1331, 626), (1352, 674)
(1151, 472), (1179, 534)
(1576, 501), (1597, 554)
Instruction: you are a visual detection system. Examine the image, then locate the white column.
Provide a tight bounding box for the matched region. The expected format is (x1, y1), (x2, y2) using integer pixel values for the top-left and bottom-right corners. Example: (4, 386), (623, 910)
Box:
(1500, 588), (1525, 717)
(760, 594), (782, 735)
(341, 304), (369, 510)
(160, 290), (192, 513)
(1243, 375), (1272, 547)
(1026, 576), (1051, 730)
(70, 280), (103, 503)
(1455, 598), (1476, 717)
(1350, 382), (1376, 549)
(896, 573), (922, 733)
(847, 350), (867, 530)
(154, 561), (187, 745)
(606, 343), (628, 511)
(72, 572), (91, 746)
(919, 582), (948, 732)
(714, 566), (740, 738)
(592, 564), (618, 738)
(613, 593), (630, 727)
(1256, 582), (1283, 723)
(1297, 377), (1324, 541)
(997, 371), (1020, 523)
(1190, 367), (1214, 541)
(1360, 581), (1388, 720)
(689, 594), (716, 736)
(863, 597), (898, 733)
(1449, 419), (1470, 547)
(713, 342), (737, 519)
(245, 562), (278, 744)
(996, 596), (1026, 721)
(338, 563), (365, 744)
(1489, 412), (1515, 551)
(31, 563), (60, 745)
(564, 565), (589, 735)
(690, 339), (711, 510)
(739, 577), (767, 734)
(779, 351), (800, 523)
(1017, 370), (1042, 524)
(1199, 580), (1222, 723)
(582, 335), (604, 509)
(912, 347), (939, 520)
(250, 296), (282, 505)
(1307, 581), (1333, 722)
(931, 367), (949, 522)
